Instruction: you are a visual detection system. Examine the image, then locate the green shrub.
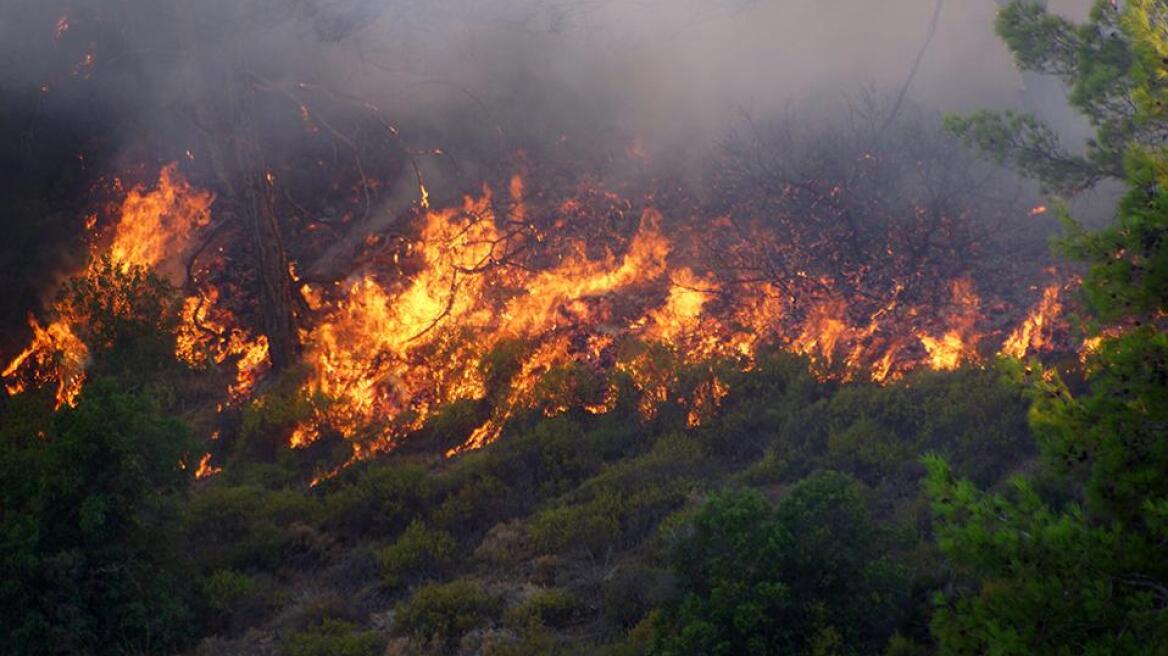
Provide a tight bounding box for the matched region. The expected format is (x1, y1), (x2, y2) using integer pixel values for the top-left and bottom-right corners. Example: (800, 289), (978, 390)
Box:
(319, 463), (433, 539)
(504, 589), (580, 629)
(284, 618), (385, 656)
(601, 565), (673, 630)
(202, 569), (282, 633)
(377, 520), (457, 588)
(529, 493), (622, 557)
(394, 579), (500, 647)
(0, 381), (198, 656)
(183, 484), (304, 570)
(654, 474), (910, 656)
(432, 473), (515, 536)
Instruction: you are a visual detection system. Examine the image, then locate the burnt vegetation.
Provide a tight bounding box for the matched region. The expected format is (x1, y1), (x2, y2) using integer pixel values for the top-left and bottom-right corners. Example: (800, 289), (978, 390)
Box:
(2, 1), (1167, 655)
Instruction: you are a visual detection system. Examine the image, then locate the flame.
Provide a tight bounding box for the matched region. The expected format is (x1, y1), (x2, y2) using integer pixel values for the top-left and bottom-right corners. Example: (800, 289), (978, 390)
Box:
(3, 161), (1087, 483)
(2, 315), (89, 409)
(917, 277), (983, 371)
(194, 453), (222, 480)
(687, 376), (729, 427)
(4, 164), (239, 410)
(1000, 284), (1062, 359)
(290, 175), (1078, 474)
(109, 163), (214, 281)
(176, 289), (270, 401)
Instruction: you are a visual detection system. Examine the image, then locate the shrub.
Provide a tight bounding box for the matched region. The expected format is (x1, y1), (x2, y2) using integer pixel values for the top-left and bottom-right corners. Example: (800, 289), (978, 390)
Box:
(394, 579), (500, 648)
(377, 520), (457, 588)
(504, 588), (580, 629)
(601, 565), (673, 630)
(319, 463), (433, 539)
(654, 474), (910, 655)
(202, 569), (282, 634)
(432, 473), (515, 537)
(183, 484), (304, 571)
(0, 381), (198, 655)
(284, 618), (385, 656)
(529, 493), (622, 557)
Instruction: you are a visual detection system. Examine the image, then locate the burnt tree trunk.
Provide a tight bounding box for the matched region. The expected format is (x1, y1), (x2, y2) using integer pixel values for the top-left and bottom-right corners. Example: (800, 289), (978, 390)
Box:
(233, 95), (301, 372)
(192, 78), (302, 373)
(242, 168), (301, 371)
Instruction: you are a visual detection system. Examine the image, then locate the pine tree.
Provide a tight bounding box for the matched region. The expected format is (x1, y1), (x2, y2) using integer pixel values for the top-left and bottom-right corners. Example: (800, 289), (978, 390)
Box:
(926, 1), (1168, 652)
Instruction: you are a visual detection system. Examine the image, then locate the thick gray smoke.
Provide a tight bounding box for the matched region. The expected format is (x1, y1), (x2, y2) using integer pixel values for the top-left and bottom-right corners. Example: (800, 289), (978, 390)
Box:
(0, 0), (1095, 164)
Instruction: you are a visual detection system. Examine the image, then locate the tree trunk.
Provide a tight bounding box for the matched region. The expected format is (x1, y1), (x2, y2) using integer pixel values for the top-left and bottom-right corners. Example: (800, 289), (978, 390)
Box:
(234, 101), (301, 372)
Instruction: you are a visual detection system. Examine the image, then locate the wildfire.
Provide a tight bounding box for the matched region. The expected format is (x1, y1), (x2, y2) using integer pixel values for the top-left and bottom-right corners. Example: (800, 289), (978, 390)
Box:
(4, 161), (1085, 483)
(2, 315), (88, 409)
(1001, 284), (1062, 359)
(176, 289), (271, 401)
(194, 453), (223, 479)
(3, 163), (266, 413)
(917, 278), (983, 371)
(109, 163), (215, 280)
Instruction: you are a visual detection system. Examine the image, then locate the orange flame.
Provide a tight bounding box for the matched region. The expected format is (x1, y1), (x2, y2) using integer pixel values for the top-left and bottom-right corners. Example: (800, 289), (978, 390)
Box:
(194, 453), (222, 480)
(1000, 284), (1062, 359)
(109, 163), (215, 281)
(2, 315), (89, 408)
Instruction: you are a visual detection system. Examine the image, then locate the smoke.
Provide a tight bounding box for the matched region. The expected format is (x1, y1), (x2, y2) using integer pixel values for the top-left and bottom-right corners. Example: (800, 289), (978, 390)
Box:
(0, 0), (1095, 164)
(0, 0), (1100, 344)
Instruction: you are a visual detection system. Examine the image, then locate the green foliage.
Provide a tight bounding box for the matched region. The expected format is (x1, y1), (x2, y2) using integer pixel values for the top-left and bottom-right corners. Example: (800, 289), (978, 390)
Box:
(184, 483), (323, 571)
(0, 380), (198, 655)
(529, 434), (704, 558)
(284, 618), (386, 656)
(924, 456), (1167, 653)
(202, 569), (283, 633)
(504, 588), (580, 629)
(943, 110), (1109, 194)
(377, 519), (457, 588)
(931, 1), (1168, 652)
(529, 491), (623, 557)
(64, 258), (184, 386)
(319, 462), (433, 539)
(237, 372), (318, 464)
(394, 579), (500, 648)
(654, 474), (910, 656)
(945, 1), (1136, 194)
(809, 368), (1032, 487)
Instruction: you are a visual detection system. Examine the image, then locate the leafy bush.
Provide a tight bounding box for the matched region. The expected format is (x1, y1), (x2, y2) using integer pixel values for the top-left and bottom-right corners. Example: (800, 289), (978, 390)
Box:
(184, 484), (316, 571)
(504, 588), (580, 629)
(394, 579), (500, 648)
(377, 520), (457, 588)
(432, 473), (516, 537)
(202, 569), (283, 633)
(0, 380), (198, 655)
(319, 462), (433, 539)
(284, 618), (385, 656)
(529, 492), (623, 557)
(654, 473), (910, 655)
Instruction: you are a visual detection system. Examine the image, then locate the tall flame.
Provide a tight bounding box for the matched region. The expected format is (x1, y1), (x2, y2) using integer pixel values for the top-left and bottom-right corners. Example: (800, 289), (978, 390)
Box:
(109, 163), (215, 280)
(1000, 284), (1062, 359)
